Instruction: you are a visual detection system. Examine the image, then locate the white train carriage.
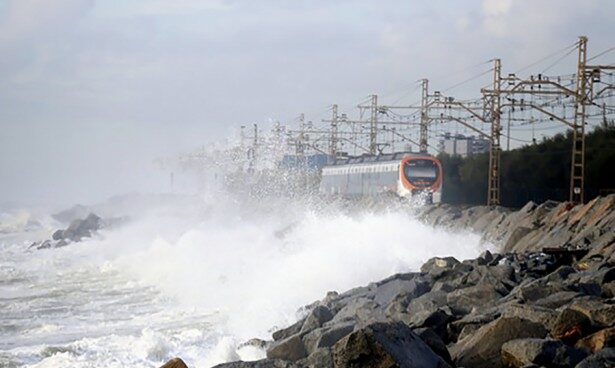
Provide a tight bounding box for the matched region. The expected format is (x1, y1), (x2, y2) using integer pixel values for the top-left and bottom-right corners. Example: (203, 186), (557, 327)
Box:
(319, 152), (443, 203)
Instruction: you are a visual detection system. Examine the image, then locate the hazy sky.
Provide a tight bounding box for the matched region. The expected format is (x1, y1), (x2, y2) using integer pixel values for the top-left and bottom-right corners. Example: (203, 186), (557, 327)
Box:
(1, 0), (614, 207)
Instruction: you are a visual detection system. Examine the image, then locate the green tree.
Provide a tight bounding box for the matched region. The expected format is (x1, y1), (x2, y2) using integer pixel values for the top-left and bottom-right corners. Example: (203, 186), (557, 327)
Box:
(438, 124), (615, 207)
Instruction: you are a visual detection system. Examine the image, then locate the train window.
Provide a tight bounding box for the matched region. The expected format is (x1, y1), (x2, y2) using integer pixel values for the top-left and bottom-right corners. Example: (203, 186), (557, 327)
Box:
(404, 159), (438, 187)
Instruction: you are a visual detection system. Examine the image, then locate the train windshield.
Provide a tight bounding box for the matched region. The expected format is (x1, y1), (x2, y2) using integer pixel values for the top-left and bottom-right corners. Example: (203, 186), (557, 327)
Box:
(404, 159), (438, 185)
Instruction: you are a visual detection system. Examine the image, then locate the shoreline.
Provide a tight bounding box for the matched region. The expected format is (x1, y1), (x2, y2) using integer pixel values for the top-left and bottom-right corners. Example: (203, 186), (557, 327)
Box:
(165, 194), (615, 368)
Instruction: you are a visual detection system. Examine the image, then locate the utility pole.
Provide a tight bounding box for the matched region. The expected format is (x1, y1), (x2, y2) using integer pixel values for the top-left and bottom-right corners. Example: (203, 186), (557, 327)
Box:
(324, 106), (415, 155)
(571, 36), (588, 204)
(356, 85), (434, 154)
(273, 121), (282, 147)
(486, 59), (502, 206)
(252, 123), (258, 166)
(298, 113), (306, 156)
(420, 79), (429, 153)
(330, 104), (339, 157)
(246, 123), (258, 173)
(485, 36), (609, 204)
(369, 95), (378, 155)
(253, 123), (258, 151)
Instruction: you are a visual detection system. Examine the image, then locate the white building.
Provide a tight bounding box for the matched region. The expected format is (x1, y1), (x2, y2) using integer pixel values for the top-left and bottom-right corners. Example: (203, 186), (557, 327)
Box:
(439, 133), (490, 157)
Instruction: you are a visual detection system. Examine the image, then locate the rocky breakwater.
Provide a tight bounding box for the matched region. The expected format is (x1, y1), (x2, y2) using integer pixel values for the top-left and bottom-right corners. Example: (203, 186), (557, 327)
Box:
(161, 195), (614, 367)
(416, 194), (615, 264)
(29, 213), (107, 249)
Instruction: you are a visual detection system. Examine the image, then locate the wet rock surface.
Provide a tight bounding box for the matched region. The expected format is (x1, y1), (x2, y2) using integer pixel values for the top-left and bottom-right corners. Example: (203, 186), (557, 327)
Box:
(501, 338), (587, 368)
(332, 322), (451, 368)
(29, 212), (122, 249)
(160, 358), (190, 368)
(198, 196), (615, 368)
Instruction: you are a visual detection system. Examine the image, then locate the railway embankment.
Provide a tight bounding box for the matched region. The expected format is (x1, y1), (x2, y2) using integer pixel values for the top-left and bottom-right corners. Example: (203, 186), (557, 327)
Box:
(164, 195), (615, 368)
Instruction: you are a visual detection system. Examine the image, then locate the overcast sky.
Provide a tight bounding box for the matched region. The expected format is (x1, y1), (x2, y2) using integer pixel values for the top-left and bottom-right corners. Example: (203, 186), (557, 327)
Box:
(1, 0), (614, 207)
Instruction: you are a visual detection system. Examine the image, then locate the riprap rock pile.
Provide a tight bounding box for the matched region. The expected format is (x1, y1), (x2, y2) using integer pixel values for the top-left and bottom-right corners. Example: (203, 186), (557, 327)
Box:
(416, 194), (615, 264)
(209, 248), (614, 367)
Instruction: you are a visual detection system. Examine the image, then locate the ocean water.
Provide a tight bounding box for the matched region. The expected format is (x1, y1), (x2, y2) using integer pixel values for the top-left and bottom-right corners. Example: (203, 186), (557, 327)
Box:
(0, 193), (489, 367)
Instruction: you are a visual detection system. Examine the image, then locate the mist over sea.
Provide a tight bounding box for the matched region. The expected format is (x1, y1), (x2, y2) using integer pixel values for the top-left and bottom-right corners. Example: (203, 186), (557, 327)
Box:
(0, 190), (488, 367)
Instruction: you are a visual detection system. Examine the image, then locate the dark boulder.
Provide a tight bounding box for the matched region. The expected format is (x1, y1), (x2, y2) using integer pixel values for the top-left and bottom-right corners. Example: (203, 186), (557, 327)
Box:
(413, 327), (453, 366)
(512, 279), (566, 304)
(409, 309), (454, 341)
(266, 334), (307, 361)
(372, 276), (431, 307)
(569, 282), (603, 297)
(272, 319), (304, 341)
(550, 308), (592, 343)
(420, 257), (460, 279)
(330, 297), (382, 325)
(544, 265), (577, 283)
(51, 229), (64, 241)
(570, 299), (615, 328)
(448, 309), (500, 342)
(333, 322), (451, 368)
(405, 290), (448, 316)
(500, 303), (558, 331)
(477, 249), (497, 265)
(301, 348), (333, 368)
(300, 305), (334, 334)
(575, 347), (615, 368)
(603, 281), (615, 298)
(62, 213), (102, 241)
(533, 291), (583, 309)
(501, 338), (587, 368)
(579, 266), (614, 286)
(450, 317), (548, 368)
(465, 264), (517, 293)
(36, 213), (105, 250)
(302, 322), (354, 354)
(446, 280), (503, 314)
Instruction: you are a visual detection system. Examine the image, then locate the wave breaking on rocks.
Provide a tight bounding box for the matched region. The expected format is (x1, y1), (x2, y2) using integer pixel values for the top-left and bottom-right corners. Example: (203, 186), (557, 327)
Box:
(160, 195), (615, 368)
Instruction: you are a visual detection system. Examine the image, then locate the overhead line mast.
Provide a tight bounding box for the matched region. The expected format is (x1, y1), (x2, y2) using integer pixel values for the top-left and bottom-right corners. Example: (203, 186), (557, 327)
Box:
(420, 79), (430, 153)
(369, 95), (378, 155)
(571, 36), (588, 204)
(486, 59), (502, 206)
(227, 36), (614, 206)
(330, 104), (339, 157)
(480, 36), (611, 204)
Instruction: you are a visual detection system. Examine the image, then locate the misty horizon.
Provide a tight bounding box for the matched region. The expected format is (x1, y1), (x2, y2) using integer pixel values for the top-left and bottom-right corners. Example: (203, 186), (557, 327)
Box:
(1, 0), (614, 206)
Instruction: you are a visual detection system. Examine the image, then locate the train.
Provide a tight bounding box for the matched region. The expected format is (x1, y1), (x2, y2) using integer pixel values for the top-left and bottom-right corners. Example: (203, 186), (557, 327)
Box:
(319, 152), (443, 203)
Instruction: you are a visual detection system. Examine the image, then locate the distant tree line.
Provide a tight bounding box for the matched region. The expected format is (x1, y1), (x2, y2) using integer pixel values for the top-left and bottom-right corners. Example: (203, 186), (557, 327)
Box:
(438, 123), (615, 208)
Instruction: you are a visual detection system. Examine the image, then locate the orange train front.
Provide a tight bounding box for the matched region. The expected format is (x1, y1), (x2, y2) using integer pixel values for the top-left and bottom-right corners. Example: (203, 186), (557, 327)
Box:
(319, 152), (443, 203)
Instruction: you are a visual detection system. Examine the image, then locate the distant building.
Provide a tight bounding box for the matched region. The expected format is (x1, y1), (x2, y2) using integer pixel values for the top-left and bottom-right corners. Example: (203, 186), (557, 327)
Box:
(439, 133), (490, 157)
(279, 154), (334, 171)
